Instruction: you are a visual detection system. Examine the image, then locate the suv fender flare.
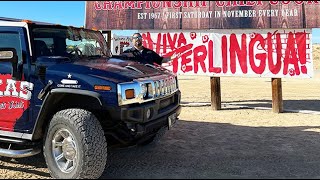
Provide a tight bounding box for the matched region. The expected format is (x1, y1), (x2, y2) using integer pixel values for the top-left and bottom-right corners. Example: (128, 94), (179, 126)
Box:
(31, 88), (105, 140)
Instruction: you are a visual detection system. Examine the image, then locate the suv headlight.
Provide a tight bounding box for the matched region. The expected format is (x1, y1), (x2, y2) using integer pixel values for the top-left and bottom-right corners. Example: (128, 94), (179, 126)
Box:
(140, 83), (147, 98)
(117, 76), (179, 106)
(117, 81), (149, 105)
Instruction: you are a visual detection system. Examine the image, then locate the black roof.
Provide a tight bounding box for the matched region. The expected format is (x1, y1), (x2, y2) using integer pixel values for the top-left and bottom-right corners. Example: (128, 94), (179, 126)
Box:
(0, 17), (62, 26)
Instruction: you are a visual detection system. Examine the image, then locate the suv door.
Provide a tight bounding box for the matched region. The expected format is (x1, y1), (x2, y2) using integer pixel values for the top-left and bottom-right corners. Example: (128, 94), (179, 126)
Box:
(0, 26), (33, 133)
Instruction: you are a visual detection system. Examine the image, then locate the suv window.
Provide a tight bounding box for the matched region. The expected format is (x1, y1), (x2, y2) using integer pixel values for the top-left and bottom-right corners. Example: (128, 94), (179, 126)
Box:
(0, 32), (22, 63)
(34, 38), (54, 55)
(32, 26), (109, 61)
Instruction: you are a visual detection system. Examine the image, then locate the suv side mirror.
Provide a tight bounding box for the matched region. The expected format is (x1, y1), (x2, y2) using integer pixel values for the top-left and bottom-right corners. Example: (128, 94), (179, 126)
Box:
(0, 48), (18, 63)
(0, 48), (19, 80)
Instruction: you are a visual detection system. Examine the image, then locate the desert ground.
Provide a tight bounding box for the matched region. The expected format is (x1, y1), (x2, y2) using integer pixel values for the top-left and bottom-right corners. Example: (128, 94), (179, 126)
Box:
(0, 46), (319, 179)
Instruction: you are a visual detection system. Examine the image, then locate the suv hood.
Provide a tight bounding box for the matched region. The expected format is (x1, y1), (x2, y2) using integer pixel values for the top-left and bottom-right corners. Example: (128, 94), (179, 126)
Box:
(45, 57), (172, 83)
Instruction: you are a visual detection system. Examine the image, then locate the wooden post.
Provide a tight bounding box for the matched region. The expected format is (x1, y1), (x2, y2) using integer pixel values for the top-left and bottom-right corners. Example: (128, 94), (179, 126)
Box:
(106, 30), (112, 51)
(210, 77), (221, 110)
(271, 78), (283, 113)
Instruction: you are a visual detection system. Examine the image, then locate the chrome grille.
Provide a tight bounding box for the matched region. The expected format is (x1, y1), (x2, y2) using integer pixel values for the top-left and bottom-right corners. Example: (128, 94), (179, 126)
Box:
(118, 75), (179, 106)
(150, 76), (177, 98)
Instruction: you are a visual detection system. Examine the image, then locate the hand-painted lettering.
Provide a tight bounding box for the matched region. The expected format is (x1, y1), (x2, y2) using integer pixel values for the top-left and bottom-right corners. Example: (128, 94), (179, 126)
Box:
(141, 29), (311, 78)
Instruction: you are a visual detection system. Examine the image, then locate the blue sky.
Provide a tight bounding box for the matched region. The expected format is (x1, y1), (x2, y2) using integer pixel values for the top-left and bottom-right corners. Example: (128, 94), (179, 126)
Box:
(0, 1), (85, 27)
(0, 1), (319, 41)
(313, 29), (320, 44)
(0, 1), (135, 36)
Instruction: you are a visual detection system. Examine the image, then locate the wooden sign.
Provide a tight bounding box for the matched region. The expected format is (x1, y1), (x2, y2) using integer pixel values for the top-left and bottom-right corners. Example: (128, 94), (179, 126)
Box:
(86, 1), (320, 30)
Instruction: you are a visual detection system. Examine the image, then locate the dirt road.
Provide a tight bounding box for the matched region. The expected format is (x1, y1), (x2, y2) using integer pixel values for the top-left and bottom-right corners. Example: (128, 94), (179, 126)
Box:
(0, 72), (319, 179)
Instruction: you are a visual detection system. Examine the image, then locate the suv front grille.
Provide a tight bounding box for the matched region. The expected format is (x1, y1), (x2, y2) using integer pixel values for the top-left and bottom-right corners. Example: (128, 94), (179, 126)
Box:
(118, 75), (179, 106)
(146, 76), (178, 99)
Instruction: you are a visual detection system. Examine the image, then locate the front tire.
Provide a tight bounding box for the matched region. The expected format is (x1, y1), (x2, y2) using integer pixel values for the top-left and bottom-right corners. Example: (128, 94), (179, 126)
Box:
(43, 109), (107, 179)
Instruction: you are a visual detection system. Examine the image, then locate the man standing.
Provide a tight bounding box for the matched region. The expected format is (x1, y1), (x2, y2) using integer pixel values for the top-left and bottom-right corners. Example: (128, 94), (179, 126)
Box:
(122, 33), (163, 65)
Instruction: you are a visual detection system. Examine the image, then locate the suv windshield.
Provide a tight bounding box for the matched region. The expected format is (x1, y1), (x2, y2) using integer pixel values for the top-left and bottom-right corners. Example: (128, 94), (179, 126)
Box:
(32, 26), (109, 61)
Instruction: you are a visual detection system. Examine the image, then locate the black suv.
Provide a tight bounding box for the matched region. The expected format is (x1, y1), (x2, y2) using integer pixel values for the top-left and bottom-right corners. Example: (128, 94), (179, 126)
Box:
(0, 17), (181, 179)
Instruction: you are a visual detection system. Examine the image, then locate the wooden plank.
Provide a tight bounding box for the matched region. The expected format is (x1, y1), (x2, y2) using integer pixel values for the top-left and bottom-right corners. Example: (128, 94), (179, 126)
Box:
(85, 2), (109, 30)
(85, 2), (93, 29)
(132, 8), (154, 29)
(210, 5), (242, 29)
(106, 9), (133, 29)
(86, 2), (101, 29)
(95, 10), (108, 30)
(210, 3), (228, 29)
(86, 2), (320, 30)
(105, 31), (111, 50)
(270, 3), (303, 28)
(250, 2), (271, 28)
(181, 2), (210, 29)
(210, 77), (221, 111)
(271, 78), (283, 113)
(305, 4), (320, 28)
(154, 7), (181, 29)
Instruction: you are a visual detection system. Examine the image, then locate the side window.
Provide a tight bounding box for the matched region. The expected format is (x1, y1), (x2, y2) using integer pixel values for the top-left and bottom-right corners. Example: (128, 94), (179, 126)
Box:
(0, 32), (23, 74)
(33, 37), (53, 59)
(0, 32), (22, 63)
(66, 39), (102, 56)
(34, 38), (54, 54)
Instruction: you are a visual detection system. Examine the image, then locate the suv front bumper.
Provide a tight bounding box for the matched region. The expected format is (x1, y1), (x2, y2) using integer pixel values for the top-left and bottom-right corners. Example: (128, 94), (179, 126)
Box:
(120, 90), (181, 123)
(108, 90), (181, 143)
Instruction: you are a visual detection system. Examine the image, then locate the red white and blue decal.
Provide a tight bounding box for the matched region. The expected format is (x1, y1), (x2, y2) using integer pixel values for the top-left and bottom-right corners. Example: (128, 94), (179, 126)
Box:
(0, 74), (34, 131)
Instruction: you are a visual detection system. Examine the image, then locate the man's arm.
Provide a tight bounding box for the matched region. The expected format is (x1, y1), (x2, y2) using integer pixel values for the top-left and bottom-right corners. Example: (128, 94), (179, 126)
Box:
(151, 50), (163, 65)
(118, 48), (136, 60)
(144, 48), (163, 65)
(120, 47), (145, 62)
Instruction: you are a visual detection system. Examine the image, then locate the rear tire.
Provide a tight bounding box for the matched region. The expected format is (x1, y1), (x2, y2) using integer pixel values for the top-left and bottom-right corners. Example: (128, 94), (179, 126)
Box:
(43, 108), (107, 179)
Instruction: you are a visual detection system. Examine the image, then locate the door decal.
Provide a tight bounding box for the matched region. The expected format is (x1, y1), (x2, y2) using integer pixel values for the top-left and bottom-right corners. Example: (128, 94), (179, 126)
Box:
(0, 74), (34, 131)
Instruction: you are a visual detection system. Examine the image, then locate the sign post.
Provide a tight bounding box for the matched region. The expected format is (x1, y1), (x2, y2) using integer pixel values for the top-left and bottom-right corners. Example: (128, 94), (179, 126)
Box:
(210, 77), (221, 111)
(272, 78), (283, 113)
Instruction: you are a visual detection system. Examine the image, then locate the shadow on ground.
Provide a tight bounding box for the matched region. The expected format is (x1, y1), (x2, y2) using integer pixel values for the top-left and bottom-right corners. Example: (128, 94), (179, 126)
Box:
(0, 153), (50, 178)
(224, 99), (320, 112)
(101, 120), (320, 179)
(2, 119), (320, 179)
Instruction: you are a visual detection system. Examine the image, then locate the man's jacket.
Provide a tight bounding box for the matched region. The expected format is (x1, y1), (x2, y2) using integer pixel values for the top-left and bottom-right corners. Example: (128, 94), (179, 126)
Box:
(122, 47), (163, 65)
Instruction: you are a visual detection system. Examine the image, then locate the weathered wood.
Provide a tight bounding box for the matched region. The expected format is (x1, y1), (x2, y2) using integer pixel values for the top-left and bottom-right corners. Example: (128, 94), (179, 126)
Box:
(305, 3), (320, 28)
(250, 2), (271, 28)
(271, 78), (283, 113)
(85, 2), (93, 29)
(210, 77), (221, 111)
(181, 2), (210, 29)
(210, 5), (242, 29)
(107, 9), (133, 29)
(106, 31), (112, 50)
(271, 3), (303, 28)
(86, 1), (320, 30)
(132, 8), (154, 29)
(154, 6), (181, 29)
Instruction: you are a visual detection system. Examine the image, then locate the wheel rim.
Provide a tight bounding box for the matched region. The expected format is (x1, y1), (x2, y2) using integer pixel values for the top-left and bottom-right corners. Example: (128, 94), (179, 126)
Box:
(52, 128), (78, 173)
